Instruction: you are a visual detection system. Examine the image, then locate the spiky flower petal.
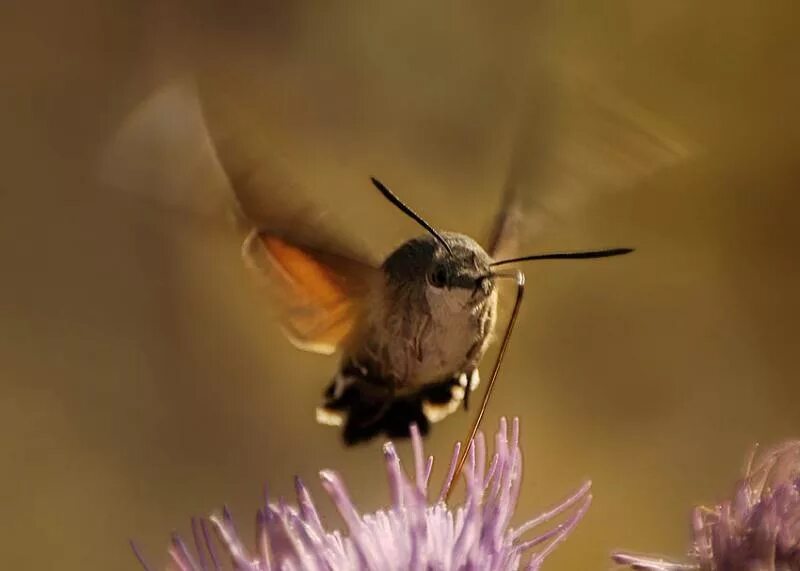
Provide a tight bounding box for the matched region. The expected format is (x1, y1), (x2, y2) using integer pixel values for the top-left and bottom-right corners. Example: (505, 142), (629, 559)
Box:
(613, 440), (800, 571)
(136, 418), (591, 570)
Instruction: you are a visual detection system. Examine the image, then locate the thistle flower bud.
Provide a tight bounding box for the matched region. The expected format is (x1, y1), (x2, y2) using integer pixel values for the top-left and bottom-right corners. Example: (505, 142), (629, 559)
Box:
(613, 440), (800, 571)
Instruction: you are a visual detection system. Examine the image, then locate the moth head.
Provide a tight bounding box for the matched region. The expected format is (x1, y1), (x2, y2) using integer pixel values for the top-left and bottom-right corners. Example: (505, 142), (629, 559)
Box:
(382, 232), (494, 299)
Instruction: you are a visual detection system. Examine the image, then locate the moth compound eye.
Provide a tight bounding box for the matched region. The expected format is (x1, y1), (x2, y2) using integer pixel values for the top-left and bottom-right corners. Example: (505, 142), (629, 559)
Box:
(428, 265), (449, 288)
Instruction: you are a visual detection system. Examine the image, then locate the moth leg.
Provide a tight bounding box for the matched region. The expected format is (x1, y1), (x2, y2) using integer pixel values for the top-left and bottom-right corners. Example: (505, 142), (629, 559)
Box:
(316, 370), (358, 426)
(462, 369), (480, 411)
(412, 314), (430, 363)
(323, 372), (353, 401)
(420, 375), (467, 424)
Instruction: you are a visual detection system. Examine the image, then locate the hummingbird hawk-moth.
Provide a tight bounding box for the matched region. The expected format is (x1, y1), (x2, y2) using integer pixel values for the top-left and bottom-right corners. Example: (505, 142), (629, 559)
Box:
(237, 171), (631, 446)
(101, 78), (684, 462)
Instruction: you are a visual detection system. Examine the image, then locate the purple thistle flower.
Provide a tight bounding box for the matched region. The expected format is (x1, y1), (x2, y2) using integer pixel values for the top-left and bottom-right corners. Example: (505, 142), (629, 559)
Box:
(135, 418), (591, 570)
(613, 440), (800, 571)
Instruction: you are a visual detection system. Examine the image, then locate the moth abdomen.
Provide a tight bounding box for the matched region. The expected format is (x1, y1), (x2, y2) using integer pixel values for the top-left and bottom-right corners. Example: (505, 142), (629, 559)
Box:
(318, 369), (474, 446)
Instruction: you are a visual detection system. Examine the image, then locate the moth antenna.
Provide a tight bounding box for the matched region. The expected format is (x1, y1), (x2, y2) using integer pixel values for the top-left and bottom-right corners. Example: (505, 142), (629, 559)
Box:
(444, 269), (525, 502)
(370, 177), (454, 256)
(491, 247), (633, 266)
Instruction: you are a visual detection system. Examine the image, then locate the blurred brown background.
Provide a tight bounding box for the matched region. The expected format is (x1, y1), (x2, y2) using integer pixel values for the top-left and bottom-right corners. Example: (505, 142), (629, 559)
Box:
(2, 1), (799, 569)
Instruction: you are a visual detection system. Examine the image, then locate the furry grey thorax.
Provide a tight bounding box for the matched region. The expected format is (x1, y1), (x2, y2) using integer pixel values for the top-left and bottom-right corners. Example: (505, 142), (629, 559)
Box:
(349, 232), (498, 390)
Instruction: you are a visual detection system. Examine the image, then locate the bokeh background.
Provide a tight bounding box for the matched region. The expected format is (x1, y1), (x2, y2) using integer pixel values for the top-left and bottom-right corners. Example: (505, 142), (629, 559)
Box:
(2, 1), (799, 569)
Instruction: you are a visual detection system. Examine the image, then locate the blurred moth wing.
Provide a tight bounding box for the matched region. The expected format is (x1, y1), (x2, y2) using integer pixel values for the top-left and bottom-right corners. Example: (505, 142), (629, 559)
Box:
(242, 229), (380, 355)
(98, 79), (244, 231)
(183, 78), (387, 357)
(100, 78), (384, 357)
(485, 179), (524, 261)
(485, 66), (691, 262)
